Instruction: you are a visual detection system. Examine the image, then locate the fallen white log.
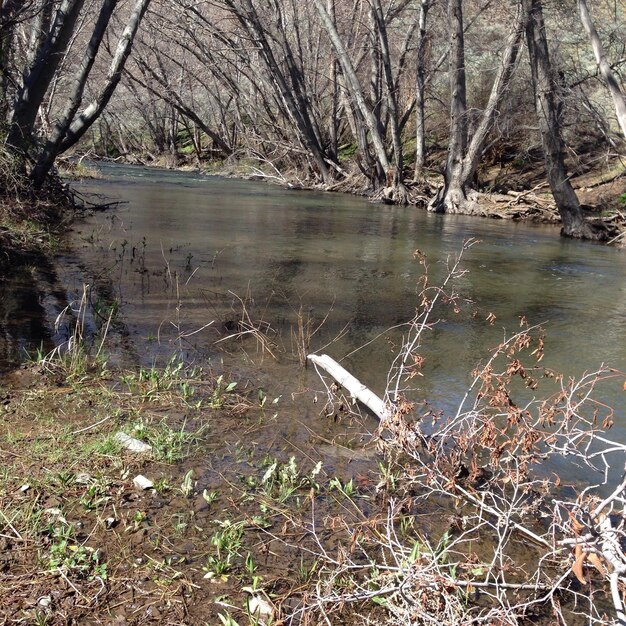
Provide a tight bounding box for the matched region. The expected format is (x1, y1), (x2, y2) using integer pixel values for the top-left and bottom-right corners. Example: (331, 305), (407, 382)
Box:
(307, 353), (390, 420)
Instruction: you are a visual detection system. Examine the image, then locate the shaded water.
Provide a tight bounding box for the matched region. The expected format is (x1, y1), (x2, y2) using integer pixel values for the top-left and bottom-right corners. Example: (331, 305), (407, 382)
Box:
(53, 163), (626, 482)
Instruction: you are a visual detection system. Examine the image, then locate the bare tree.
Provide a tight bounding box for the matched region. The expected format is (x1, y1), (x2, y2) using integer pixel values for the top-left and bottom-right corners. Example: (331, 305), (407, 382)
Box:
(522, 0), (599, 239)
(5, 0), (87, 155)
(430, 1), (525, 214)
(578, 0), (626, 139)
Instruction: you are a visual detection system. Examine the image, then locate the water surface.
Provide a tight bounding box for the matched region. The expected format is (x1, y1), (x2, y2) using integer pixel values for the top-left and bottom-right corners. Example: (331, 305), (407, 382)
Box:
(63, 163), (626, 484)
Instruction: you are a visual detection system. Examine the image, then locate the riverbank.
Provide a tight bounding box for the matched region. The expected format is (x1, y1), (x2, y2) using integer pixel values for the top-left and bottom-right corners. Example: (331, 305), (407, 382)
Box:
(1, 271), (624, 624)
(2, 161), (626, 624)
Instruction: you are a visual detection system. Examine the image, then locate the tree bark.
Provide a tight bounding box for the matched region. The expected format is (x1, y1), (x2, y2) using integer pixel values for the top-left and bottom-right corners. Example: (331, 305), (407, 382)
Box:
(578, 0), (626, 139)
(56, 0), (152, 154)
(414, 0), (431, 180)
(522, 0), (590, 238)
(31, 0), (118, 187)
(370, 0), (405, 191)
(429, 0), (467, 212)
(459, 3), (526, 188)
(223, 0), (333, 183)
(0, 0), (21, 124)
(6, 0), (86, 154)
(313, 0), (390, 186)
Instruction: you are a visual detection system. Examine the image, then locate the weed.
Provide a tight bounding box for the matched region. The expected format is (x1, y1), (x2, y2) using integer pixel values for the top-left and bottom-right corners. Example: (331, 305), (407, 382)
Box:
(203, 519), (245, 579)
(260, 457), (322, 502)
(46, 524), (106, 580)
(202, 489), (218, 505)
(180, 469), (195, 497)
(208, 375), (237, 408)
(132, 418), (204, 463)
(79, 479), (110, 511)
(329, 477), (358, 500)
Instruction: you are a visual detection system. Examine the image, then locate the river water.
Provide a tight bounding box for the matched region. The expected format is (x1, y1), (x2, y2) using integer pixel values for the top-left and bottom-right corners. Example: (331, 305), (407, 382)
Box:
(26, 163), (626, 483)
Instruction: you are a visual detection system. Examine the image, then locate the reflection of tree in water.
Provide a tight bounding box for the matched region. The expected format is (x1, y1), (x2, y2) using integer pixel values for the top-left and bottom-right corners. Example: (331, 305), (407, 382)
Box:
(0, 263), (57, 369)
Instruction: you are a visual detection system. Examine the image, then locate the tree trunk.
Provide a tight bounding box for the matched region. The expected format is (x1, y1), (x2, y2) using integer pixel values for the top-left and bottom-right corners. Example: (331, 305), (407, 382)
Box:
(313, 0), (390, 186)
(459, 3), (526, 187)
(0, 0), (20, 125)
(523, 0), (591, 238)
(225, 0), (333, 183)
(31, 0), (118, 187)
(56, 0), (152, 154)
(414, 0), (431, 180)
(327, 0), (338, 162)
(6, 0), (86, 155)
(578, 0), (626, 139)
(371, 0), (405, 193)
(429, 0), (467, 212)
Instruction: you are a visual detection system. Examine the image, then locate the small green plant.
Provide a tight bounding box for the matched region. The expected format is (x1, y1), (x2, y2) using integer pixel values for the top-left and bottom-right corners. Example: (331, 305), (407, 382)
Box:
(180, 469), (195, 497)
(245, 551), (257, 577)
(79, 479), (110, 511)
(329, 477), (358, 500)
(154, 477), (172, 494)
(260, 457), (322, 502)
(131, 418), (204, 463)
(208, 375), (238, 408)
(203, 519), (245, 579)
(217, 613), (240, 626)
(47, 524), (106, 580)
(202, 489), (218, 505)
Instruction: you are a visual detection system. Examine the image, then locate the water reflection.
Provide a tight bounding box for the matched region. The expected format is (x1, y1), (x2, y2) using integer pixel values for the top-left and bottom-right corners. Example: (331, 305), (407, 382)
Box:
(66, 163), (626, 483)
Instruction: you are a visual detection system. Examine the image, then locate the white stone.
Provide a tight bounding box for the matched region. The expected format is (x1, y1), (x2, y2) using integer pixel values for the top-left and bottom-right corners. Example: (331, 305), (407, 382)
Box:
(115, 432), (152, 453)
(133, 475), (154, 490)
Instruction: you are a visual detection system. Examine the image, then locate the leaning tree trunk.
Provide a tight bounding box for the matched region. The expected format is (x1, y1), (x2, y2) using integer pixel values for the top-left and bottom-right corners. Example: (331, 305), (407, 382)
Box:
(578, 0), (626, 139)
(5, 0), (86, 155)
(523, 0), (592, 238)
(31, 0), (118, 187)
(458, 3), (526, 190)
(55, 0), (152, 156)
(313, 0), (390, 187)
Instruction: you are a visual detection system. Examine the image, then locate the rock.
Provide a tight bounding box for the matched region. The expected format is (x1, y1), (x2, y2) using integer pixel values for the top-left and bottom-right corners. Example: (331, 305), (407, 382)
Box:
(19, 484), (30, 493)
(248, 595), (274, 619)
(105, 517), (117, 529)
(75, 472), (92, 484)
(115, 432), (152, 453)
(37, 596), (52, 609)
(133, 475), (153, 491)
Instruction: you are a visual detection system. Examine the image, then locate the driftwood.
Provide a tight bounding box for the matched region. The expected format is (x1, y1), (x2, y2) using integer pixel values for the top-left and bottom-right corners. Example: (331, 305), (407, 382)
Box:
(307, 353), (390, 420)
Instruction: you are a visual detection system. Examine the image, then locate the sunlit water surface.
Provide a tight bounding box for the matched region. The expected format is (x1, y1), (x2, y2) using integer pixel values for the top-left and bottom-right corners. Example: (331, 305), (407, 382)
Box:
(54, 163), (626, 485)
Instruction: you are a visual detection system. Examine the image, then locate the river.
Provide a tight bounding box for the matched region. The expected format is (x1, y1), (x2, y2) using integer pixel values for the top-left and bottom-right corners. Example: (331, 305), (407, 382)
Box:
(9, 163), (626, 485)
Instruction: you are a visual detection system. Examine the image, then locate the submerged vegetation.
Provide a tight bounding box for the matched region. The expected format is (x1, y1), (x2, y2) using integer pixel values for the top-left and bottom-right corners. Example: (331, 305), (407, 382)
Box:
(1, 246), (625, 625)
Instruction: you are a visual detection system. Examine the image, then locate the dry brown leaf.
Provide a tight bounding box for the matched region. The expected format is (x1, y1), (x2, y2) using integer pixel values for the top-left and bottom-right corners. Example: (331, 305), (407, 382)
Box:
(587, 552), (607, 577)
(572, 548), (587, 585)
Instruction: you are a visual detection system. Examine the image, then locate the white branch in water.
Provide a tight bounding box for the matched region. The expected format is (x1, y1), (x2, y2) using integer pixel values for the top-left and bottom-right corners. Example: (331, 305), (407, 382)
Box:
(307, 353), (390, 421)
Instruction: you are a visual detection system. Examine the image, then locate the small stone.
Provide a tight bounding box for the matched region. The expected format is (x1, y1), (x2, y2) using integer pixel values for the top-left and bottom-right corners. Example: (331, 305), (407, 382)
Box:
(133, 475), (153, 491)
(37, 596), (52, 609)
(115, 432), (152, 453)
(19, 484), (30, 493)
(75, 472), (92, 484)
(44, 508), (67, 524)
(248, 595), (274, 618)
(105, 517), (117, 529)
